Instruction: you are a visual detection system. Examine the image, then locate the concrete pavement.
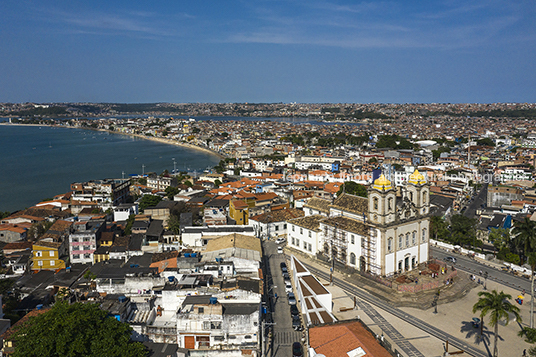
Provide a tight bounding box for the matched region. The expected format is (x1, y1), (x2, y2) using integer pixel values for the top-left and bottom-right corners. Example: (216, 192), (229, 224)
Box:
(288, 247), (533, 357)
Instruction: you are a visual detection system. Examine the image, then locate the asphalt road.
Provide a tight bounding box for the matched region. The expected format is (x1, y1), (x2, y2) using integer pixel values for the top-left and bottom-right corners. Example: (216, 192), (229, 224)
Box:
(301, 261), (490, 357)
(463, 183), (488, 219)
(262, 240), (303, 357)
(431, 246), (533, 294)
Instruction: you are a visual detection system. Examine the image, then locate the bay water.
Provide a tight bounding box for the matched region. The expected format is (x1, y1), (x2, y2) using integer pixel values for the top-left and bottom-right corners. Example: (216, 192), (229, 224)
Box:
(0, 125), (221, 213)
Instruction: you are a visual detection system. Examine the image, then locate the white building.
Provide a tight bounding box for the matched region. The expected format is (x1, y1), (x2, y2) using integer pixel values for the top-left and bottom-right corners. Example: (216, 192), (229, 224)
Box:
(286, 170), (430, 276)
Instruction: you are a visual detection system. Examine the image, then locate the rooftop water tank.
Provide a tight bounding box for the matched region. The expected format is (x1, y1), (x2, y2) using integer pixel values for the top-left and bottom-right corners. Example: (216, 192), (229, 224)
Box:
(184, 253), (190, 258)
(209, 297), (217, 304)
(118, 296), (127, 303)
(168, 276), (175, 283)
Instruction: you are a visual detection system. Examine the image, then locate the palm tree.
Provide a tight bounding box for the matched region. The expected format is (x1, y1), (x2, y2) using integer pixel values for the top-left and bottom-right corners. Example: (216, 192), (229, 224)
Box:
(473, 290), (521, 357)
(512, 217), (536, 263)
(528, 252), (536, 328)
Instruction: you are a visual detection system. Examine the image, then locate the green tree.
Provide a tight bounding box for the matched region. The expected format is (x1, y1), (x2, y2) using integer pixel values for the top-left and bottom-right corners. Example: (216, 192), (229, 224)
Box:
(449, 214), (477, 247)
(138, 194), (162, 212)
(512, 217), (536, 263)
(489, 228), (511, 251)
(430, 216), (449, 241)
(472, 290), (521, 357)
(337, 182), (367, 198)
(214, 179), (222, 188)
(124, 214), (136, 235)
(528, 252), (536, 328)
(167, 214), (181, 235)
(11, 302), (147, 357)
(165, 186), (179, 200)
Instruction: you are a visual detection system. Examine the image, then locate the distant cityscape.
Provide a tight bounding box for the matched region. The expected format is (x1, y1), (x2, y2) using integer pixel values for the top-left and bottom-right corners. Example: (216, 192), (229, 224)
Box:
(1, 102), (536, 356)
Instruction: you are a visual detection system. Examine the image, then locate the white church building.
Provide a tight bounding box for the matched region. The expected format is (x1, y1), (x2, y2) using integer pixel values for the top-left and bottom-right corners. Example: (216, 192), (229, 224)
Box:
(287, 170), (430, 277)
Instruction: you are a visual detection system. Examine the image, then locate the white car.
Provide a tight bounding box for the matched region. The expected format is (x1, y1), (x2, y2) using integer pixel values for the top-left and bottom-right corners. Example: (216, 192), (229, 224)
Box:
(285, 281), (293, 293)
(275, 238), (286, 244)
(277, 247), (283, 254)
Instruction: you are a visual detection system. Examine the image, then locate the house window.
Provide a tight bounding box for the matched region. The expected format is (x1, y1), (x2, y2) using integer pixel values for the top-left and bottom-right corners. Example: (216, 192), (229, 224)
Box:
(300, 228), (303, 235)
(373, 197), (378, 210)
(50, 260), (55, 266)
(292, 237), (295, 245)
(361, 238), (365, 249)
(351, 235), (355, 244)
(350, 253), (356, 265)
(422, 228), (427, 242)
(73, 254), (80, 259)
(388, 238), (393, 252)
(72, 238), (78, 243)
(284, 224), (287, 229)
(412, 231), (416, 245)
(275, 225), (279, 231)
(308, 243), (312, 252)
(303, 241), (307, 249)
(309, 209), (313, 215)
(49, 251), (55, 257)
(296, 239), (300, 246)
(292, 226), (295, 232)
(308, 231), (312, 238)
(198, 307), (204, 313)
(398, 235), (403, 248)
(84, 254), (90, 259)
(38, 260), (43, 266)
(36, 251), (42, 257)
(405, 233), (409, 247)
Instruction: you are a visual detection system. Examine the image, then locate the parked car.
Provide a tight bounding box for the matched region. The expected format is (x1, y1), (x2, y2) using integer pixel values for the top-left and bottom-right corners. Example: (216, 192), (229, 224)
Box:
(275, 237), (286, 244)
(290, 304), (299, 318)
(280, 262), (288, 274)
(292, 315), (303, 331)
(285, 281), (293, 293)
(292, 342), (303, 357)
(283, 272), (290, 282)
(288, 292), (297, 305)
(444, 256), (457, 263)
(277, 247), (283, 254)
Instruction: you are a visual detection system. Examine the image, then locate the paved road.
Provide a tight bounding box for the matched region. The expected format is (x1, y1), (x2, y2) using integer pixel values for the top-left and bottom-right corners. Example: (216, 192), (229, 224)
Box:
(302, 261), (490, 357)
(463, 183), (488, 219)
(431, 246), (532, 293)
(263, 240), (302, 357)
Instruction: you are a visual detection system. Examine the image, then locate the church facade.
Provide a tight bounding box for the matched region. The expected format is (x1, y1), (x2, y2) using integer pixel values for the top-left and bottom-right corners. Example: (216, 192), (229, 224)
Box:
(287, 170), (430, 277)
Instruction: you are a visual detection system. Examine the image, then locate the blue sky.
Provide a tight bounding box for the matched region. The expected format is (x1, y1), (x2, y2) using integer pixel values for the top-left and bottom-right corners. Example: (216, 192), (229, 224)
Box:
(1, 0), (535, 103)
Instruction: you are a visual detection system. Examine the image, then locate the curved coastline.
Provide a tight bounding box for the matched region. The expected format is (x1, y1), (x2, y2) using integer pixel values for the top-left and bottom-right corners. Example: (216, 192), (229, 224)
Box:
(0, 122), (226, 160)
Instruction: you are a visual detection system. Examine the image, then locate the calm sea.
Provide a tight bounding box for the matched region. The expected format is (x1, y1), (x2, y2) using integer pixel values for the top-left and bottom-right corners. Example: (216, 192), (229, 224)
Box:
(0, 125), (220, 213)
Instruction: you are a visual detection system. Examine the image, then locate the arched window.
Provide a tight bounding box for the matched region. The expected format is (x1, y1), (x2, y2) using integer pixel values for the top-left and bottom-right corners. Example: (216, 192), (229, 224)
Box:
(388, 197), (393, 211)
(423, 191), (427, 204)
(409, 192), (413, 201)
(398, 235), (403, 248)
(405, 233), (409, 247)
(387, 238), (393, 252)
(373, 197), (378, 210)
(422, 228), (427, 242)
(412, 231), (416, 245)
(350, 253), (356, 265)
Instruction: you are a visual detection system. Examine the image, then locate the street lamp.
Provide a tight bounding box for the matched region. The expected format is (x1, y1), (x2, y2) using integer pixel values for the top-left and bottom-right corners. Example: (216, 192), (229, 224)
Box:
(484, 271), (488, 290)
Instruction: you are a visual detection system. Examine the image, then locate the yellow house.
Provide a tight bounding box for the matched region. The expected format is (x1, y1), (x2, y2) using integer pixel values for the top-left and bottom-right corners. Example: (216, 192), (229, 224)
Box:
(229, 199), (249, 225)
(32, 241), (66, 271)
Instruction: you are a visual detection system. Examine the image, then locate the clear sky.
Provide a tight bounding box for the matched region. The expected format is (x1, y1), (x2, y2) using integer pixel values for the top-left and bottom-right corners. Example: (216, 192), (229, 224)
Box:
(1, 0), (535, 104)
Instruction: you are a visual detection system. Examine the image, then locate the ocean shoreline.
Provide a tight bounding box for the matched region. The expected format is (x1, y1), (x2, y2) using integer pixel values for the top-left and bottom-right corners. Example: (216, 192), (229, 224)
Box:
(0, 122), (226, 160)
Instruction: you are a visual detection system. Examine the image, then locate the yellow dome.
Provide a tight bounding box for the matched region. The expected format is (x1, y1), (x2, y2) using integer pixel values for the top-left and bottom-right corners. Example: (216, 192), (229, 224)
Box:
(408, 169), (426, 185)
(372, 174), (392, 191)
